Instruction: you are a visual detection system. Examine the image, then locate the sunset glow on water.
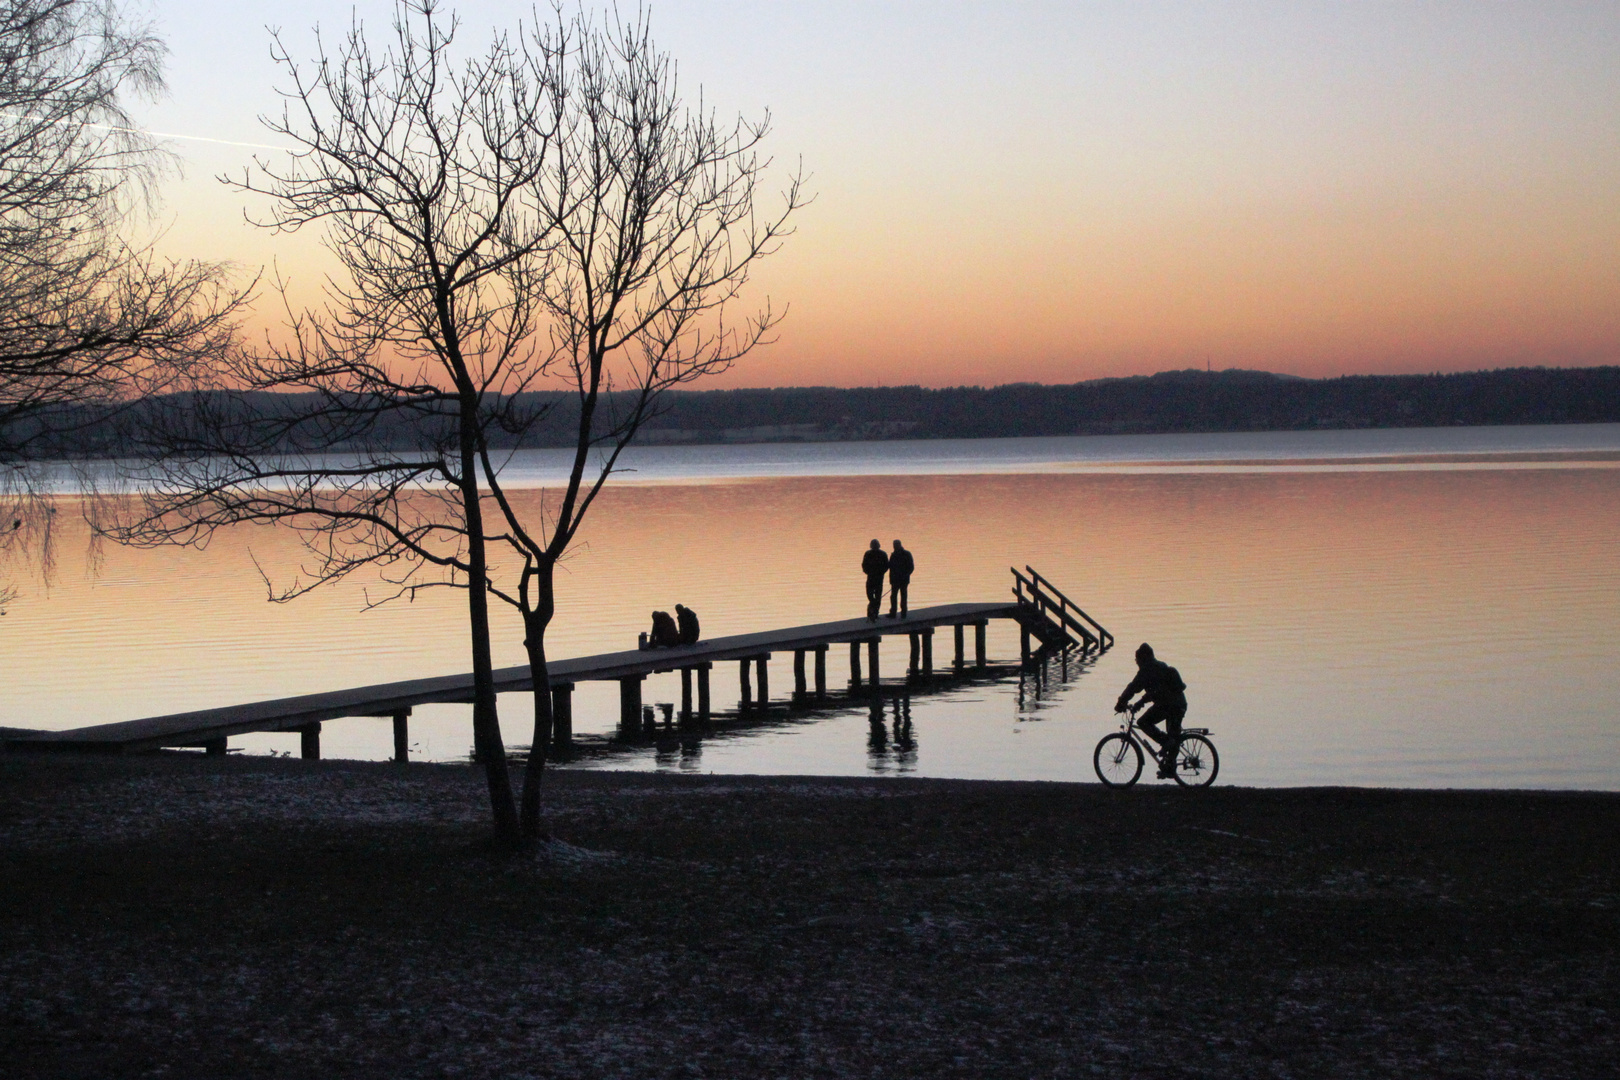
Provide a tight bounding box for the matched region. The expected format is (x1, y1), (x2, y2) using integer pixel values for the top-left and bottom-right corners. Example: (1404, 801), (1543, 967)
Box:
(4, 427), (1617, 788)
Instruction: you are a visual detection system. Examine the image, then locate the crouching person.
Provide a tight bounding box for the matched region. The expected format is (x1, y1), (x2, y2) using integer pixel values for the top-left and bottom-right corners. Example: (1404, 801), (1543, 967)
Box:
(675, 604), (701, 645)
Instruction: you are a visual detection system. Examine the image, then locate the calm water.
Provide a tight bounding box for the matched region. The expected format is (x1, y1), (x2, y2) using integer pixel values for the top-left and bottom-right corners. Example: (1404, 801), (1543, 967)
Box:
(5, 425), (1618, 788)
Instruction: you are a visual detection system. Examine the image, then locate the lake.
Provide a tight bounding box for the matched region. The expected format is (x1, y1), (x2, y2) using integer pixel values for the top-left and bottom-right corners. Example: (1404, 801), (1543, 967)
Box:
(4, 424), (1618, 788)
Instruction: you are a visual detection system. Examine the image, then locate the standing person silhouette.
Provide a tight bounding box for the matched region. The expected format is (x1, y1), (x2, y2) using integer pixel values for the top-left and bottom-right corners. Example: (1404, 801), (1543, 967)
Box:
(861, 539), (889, 621)
(1114, 643), (1188, 779)
(887, 539), (914, 618)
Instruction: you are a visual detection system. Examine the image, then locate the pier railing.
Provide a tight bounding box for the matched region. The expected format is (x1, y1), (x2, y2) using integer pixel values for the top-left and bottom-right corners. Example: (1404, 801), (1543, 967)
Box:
(1011, 566), (1114, 652)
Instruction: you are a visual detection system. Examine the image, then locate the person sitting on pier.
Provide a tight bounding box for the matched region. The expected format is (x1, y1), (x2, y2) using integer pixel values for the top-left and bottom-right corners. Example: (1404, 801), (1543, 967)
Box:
(675, 603), (701, 645)
(1115, 642), (1188, 779)
(887, 539), (914, 618)
(648, 610), (682, 648)
(861, 539), (889, 621)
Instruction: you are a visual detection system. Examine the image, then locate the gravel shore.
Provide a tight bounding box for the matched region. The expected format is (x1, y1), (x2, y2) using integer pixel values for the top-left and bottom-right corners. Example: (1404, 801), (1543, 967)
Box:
(2, 753), (1615, 1078)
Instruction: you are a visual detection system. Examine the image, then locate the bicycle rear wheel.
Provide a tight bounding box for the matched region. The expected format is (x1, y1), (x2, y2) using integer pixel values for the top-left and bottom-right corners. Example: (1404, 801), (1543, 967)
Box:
(1094, 732), (1143, 787)
(1172, 734), (1219, 787)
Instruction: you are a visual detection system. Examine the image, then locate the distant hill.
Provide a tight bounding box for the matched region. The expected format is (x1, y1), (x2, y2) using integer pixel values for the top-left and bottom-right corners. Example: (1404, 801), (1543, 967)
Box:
(21, 365), (1620, 455)
(622, 366), (1620, 445)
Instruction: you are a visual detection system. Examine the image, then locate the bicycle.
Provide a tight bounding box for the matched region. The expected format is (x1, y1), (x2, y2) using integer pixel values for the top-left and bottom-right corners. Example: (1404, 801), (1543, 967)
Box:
(1093, 703), (1219, 787)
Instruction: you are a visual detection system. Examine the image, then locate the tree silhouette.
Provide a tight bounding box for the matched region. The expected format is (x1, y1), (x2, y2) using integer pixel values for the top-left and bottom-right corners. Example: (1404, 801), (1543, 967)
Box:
(0, 0), (245, 610)
(113, 0), (802, 844)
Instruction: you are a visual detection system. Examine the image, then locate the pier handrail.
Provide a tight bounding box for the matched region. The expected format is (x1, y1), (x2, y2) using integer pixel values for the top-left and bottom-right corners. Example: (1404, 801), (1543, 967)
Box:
(1025, 566), (1114, 649)
(1011, 568), (1087, 648)
(1011, 566), (1113, 651)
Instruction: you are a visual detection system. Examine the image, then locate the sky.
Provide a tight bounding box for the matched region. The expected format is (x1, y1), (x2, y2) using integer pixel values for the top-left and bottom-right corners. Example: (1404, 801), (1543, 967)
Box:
(133, 1), (1620, 388)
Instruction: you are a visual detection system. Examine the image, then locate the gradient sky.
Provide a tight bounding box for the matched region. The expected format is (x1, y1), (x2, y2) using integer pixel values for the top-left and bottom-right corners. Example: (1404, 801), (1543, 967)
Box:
(134, 1), (1620, 387)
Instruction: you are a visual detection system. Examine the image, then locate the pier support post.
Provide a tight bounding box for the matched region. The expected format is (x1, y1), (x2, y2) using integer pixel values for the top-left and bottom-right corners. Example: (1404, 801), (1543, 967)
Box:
(849, 641), (863, 689)
(793, 649), (807, 702)
(392, 710), (409, 763)
(909, 632), (921, 677)
(954, 624), (965, 671)
(814, 646), (828, 699)
(921, 628), (934, 679)
(204, 738), (226, 757)
(755, 655), (770, 709)
(697, 663), (712, 722)
(739, 659), (753, 711)
(300, 722), (321, 761)
(681, 667), (693, 721)
(975, 621), (988, 670)
(619, 676), (644, 731)
(1021, 624), (1031, 663)
(552, 684), (573, 748)
(866, 638), (881, 694)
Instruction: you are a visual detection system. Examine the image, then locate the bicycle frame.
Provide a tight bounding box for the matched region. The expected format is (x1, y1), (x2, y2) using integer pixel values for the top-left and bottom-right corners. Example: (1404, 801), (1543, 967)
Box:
(1108, 704), (1215, 781)
(1115, 705), (1171, 768)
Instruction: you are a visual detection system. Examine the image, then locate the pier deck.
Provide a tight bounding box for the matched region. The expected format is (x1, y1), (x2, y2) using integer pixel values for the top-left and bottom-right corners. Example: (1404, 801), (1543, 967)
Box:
(6, 602), (1034, 755)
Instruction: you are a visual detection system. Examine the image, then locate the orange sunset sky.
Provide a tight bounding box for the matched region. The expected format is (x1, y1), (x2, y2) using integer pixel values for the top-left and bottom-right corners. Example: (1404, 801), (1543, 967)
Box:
(137, 1), (1620, 388)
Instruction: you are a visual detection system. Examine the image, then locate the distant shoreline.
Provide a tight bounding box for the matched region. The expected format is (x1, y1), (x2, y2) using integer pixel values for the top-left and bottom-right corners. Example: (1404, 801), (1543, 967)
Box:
(17, 364), (1620, 457)
(627, 365), (1620, 447)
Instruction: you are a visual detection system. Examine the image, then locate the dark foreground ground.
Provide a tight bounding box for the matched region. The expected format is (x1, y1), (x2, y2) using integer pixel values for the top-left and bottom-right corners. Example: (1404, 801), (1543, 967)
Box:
(0, 755), (1615, 1079)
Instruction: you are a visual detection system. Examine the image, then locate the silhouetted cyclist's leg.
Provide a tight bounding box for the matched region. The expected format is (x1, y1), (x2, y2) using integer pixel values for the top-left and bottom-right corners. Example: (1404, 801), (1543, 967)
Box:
(1166, 707), (1184, 746)
(1137, 703), (1178, 777)
(1136, 703), (1168, 747)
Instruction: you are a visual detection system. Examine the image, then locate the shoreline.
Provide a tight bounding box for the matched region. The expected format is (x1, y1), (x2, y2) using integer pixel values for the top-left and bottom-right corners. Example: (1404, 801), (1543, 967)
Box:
(10, 740), (1616, 793)
(3, 755), (1616, 1077)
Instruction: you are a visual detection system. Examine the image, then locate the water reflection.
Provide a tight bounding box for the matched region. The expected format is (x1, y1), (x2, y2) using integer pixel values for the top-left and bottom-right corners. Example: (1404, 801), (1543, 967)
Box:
(868, 696), (920, 773)
(5, 453), (1620, 787)
(1017, 647), (1099, 716)
(867, 694), (918, 774)
(523, 658), (1054, 776)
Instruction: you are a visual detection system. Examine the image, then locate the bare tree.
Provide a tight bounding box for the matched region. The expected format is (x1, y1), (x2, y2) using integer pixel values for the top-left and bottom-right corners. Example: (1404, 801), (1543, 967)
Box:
(0, 0), (245, 607)
(487, 7), (805, 839)
(120, 0), (563, 843)
(114, 0), (801, 845)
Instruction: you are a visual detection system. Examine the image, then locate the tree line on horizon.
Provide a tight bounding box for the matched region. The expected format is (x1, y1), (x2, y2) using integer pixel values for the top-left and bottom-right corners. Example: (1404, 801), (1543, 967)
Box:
(37, 364), (1620, 454)
(561, 364), (1620, 443)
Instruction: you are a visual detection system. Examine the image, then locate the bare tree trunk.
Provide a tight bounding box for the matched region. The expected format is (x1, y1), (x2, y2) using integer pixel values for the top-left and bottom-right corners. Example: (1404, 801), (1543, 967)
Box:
(519, 564), (557, 841)
(519, 624), (553, 841)
(460, 424), (518, 845)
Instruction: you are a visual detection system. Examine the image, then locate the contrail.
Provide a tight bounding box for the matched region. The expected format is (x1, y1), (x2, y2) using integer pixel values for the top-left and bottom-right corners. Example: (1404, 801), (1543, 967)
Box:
(147, 130), (291, 152)
(1, 110), (291, 152)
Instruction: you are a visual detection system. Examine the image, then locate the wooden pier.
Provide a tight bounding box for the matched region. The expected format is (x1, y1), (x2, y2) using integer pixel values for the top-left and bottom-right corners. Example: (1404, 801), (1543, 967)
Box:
(4, 568), (1111, 759)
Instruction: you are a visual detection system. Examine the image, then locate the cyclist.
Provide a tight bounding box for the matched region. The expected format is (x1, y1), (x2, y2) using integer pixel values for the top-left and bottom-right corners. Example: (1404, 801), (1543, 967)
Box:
(1114, 642), (1188, 779)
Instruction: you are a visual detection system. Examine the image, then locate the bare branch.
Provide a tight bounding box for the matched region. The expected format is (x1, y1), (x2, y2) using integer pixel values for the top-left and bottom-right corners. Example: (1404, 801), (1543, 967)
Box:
(108, 0), (804, 845)
(0, 0), (251, 599)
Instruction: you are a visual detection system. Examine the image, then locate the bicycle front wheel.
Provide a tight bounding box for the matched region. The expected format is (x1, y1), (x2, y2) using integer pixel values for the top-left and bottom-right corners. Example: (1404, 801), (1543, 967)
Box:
(1172, 734), (1220, 787)
(1094, 732), (1143, 787)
